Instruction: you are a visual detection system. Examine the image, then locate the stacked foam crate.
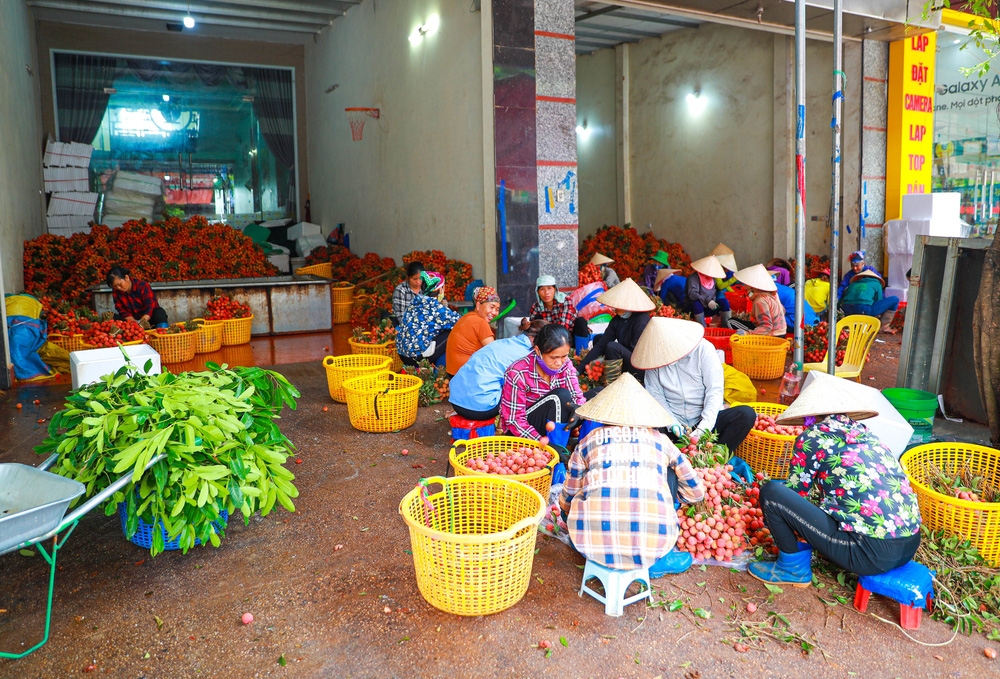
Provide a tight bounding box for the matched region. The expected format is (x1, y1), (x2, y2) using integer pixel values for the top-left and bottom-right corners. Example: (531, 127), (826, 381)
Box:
(43, 140), (96, 236)
(101, 171), (162, 228)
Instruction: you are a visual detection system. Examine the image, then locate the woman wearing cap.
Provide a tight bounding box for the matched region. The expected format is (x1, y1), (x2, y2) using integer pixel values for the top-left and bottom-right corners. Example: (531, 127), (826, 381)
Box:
(559, 373), (706, 577)
(396, 274), (460, 367)
(500, 324), (589, 441)
(634, 317), (757, 454)
(748, 372), (921, 586)
(840, 269), (900, 334)
(685, 256), (732, 328)
(450, 320), (546, 421)
(578, 278), (654, 383)
(641, 250), (674, 290)
(445, 286), (500, 377)
(728, 264), (786, 336)
(590, 253), (620, 288)
(837, 250), (878, 298)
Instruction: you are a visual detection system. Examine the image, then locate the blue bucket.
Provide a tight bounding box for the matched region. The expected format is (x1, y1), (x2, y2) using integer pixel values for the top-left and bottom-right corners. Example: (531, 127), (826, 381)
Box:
(119, 502), (228, 551)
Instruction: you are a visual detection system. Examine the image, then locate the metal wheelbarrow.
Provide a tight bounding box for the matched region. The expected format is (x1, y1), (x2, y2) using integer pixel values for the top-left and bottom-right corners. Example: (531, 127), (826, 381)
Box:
(0, 452), (164, 659)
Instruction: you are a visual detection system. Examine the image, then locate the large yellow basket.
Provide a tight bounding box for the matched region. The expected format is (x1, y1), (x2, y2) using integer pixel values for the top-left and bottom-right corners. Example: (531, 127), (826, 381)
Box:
(399, 475), (545, 616)
(295, 262), (333, 279)
(144, 329), (197, 364)
(343, 371), (421, 432)
(332, 282), (355, 304)
(901, 443), (1000, 567)
(332, 301), (354, 324)
(81, 338), (145, 350)
(730, 335), (789, 380)
(322, 354), (392, 403)
(734, 402), (796, 480)
(192, 318), (223, 354)
(348, 333), (402, 372)
(449, 435), (558, 500)
(49, 332), (88, 353)
(218, 315), (254, 346)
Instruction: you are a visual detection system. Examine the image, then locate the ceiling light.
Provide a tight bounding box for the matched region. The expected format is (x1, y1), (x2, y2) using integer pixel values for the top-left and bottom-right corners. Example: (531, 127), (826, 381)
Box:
(183, 15), (195, 29)
(686, 91), (707, 116)
(409, 14), (441, 44)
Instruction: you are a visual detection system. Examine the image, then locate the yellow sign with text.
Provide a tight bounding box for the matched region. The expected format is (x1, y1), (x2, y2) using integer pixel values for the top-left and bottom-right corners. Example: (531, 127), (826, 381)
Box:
(886, 32), (936, 221)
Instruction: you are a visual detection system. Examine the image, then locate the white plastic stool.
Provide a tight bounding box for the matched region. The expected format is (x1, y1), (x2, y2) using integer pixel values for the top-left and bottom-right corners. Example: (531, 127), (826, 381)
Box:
(578, 560), (651, 616)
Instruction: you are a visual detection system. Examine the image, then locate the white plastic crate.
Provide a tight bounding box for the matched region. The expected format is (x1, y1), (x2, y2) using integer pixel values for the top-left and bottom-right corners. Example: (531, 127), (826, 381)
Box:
(112, 171), (162, 196)
(43, 140), (93, 168)
(70, 344), (161, 390)
(43, 166), (89, 193)
(47, 192), (98, 217)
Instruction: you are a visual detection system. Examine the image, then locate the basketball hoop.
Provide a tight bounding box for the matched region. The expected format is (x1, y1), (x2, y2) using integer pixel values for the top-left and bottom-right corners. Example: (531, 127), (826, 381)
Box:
(345, 107), (380, 141)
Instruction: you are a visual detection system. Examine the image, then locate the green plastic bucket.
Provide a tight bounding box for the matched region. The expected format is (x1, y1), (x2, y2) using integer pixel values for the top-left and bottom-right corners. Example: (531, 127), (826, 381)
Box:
(882, 388), (937, 445)
(590, 313), (613, 324)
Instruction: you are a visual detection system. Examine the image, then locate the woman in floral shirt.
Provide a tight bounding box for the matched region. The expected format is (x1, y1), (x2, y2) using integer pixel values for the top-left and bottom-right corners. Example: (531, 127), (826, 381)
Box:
(396, 274), (460, 367)
(748, 372), (921, 586)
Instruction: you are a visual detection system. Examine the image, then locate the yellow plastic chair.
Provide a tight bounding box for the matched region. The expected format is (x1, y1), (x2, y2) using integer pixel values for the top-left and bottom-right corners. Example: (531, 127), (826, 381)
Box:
(802, 314), (880, 381)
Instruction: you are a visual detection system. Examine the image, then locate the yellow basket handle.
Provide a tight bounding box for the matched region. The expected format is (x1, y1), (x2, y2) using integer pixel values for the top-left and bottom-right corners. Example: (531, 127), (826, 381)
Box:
(323, 356), (335, 367)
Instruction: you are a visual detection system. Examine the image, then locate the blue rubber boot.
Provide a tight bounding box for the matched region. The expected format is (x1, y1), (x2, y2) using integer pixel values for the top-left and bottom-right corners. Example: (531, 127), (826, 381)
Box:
(747, 549), (812, 587)
(649, 549), (693, 578)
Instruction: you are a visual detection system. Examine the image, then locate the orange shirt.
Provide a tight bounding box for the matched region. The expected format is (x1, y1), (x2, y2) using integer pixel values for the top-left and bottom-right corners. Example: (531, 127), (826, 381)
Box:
(446, 313), (494, 375)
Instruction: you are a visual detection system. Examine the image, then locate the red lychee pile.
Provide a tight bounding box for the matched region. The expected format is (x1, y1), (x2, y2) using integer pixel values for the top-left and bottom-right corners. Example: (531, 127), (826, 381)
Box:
(206, 294), (252, 320)
(82, 319), (147, 347)
(464, 446), (553, 476)
(752, 415), (805, 437)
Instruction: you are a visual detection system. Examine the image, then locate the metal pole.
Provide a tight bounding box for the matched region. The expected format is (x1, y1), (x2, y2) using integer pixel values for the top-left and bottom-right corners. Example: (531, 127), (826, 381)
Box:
(793, 0), (806, 370)
(827, 0), (843, 374)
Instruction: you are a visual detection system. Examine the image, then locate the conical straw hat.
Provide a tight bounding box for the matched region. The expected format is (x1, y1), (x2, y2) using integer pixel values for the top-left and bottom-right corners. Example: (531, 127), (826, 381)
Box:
(734, 264), (777, 292)
(597, 278), (655, 312)
(654, 268), (680, 287)
(776, 371), (880, 425)
(710, 244), (737, 272)
(631, 317), (705, 370)
(575, 373), (677, 428)
(590, 253), (614, 266)
(690, 255), (726, 279)
(851, 269), (885, 286)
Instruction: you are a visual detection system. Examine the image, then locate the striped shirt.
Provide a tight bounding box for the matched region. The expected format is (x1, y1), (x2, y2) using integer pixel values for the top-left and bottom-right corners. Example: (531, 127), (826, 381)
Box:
(500, 352), (585, 440)
(559, 426), (705, 569)
(529, 300), (578, 331)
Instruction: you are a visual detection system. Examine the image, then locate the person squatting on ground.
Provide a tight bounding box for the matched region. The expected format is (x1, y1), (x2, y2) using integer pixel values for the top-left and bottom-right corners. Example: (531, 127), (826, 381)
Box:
(748, 372), (922, 586)
(578, 278), (654, 384)
(445, 285), (499, 376)
(392, 261), (425, 319)
(559, 373), (706, 577)
(396, 272), (459, 367)
(840, 270), (900, 335)
(685, 255), (731, 328)
(728, 264), (786, 336)
(106, 266), (167, 329)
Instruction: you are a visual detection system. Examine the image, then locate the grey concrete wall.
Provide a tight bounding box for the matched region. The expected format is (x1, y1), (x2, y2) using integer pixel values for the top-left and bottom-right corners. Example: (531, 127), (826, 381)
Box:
(0, 2), (45, 298)
(576, 48), (617, 237)
(860, 39), (889, 270)
(305, 0), (486, 276)
(574, 23), (865, 268)
(34, 20), (309, 217)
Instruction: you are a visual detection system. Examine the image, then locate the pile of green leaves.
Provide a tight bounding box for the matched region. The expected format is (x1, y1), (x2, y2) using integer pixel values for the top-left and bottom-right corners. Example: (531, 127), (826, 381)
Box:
(916, 526), (1000, 638)
(35, 361), (301, 556)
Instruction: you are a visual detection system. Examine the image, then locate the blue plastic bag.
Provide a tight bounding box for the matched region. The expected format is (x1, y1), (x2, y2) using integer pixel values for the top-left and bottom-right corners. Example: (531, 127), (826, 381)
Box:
(7, 315), (49, 380)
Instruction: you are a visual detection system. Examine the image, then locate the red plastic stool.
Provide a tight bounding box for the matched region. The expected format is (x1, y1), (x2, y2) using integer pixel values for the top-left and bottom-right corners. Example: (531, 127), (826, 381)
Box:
(852, 561), (934, 630)
(449, 415), (496, 442)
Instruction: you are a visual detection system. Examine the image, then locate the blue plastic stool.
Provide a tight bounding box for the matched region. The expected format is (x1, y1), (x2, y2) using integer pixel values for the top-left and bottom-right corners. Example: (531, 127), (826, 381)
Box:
(574, 333), (594, 356)
(579, 560), (651, 616)
(449, 415), (496, 442)
(854, 561), (934, 630)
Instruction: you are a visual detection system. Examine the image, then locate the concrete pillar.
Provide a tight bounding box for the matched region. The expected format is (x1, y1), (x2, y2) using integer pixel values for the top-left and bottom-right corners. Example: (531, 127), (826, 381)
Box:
(859, 39), (889, 270)
(773, 34), (794, 259)
(615, 43), (631, 229)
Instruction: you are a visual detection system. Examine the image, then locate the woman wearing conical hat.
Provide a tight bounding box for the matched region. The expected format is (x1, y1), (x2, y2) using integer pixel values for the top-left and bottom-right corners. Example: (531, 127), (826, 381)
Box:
(684, 255), (732, 328)
(589, 253), (620, 288)
(709, 243), (739, 294)
(559, 374), (706, 577)
(578, 278), (655, 384)
(728, 264), (786, 336)
(747, 372), (921, 587)
(632, 317), (756, 455)
(840, 269), (900, 334)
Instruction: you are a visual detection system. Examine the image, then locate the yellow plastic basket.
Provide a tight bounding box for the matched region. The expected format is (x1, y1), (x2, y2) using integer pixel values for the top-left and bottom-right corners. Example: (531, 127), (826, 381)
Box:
(332, 301), (354, 324)
(81, 338), (145, 350)
(734, 402), (796, 480)
(295, 262), (333, 279)
(343, 371), (421, 432)
(729, 334), (790, 380)
(322, 354), (392, 403)
(49, 333), (88, 353)
(398, 475), (545, 616)
(348, 333), (402, 372)
(332, 282), (355, 304)
(449, 435), (559, 500)
(901, 443), (1000, 567)
(192, 318), (223, 354)
(218, 315), (254, 346)
(144, 330), (197, 364)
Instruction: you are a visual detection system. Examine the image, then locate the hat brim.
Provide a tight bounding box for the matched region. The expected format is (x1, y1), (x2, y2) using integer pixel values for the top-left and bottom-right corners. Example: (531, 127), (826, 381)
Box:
(775, 372), (881, 425)
(651, 253), (672, 266)
(597, 278), (656, 312)
(574, 372), (677, 428)
(691, 256), (726, 279)
(630, 318), (705, 370)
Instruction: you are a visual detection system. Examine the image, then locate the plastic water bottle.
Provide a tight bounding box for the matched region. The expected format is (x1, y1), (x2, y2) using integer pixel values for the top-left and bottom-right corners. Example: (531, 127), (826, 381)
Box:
(778, 370), (802, 405)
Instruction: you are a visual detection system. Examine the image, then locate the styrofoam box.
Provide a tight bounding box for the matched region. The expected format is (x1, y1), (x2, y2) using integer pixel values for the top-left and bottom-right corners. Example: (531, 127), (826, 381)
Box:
(288, 221), (321, 241)
(43, 140), (93, 168)
(113, 171), (162, 196)
(295, 233), (327, 257)
(801, 371), (914, 459)
(43, 166), (89, 193)
(268, 253), (290, 272)
(47, 192), (98, 217)
(71, 344), (161, 390)
(902, 192), (961, 221)
(47, 214), (91, 232)
(100, 215), (137, 229)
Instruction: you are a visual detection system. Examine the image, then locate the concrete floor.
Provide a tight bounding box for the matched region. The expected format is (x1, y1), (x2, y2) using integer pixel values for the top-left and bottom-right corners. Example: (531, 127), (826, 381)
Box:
(1, 350), (998, 678)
